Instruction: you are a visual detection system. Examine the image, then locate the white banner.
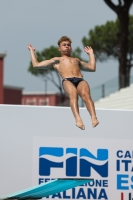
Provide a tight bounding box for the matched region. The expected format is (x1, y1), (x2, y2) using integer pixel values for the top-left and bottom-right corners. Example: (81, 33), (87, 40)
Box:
(33, 137), (133, 200)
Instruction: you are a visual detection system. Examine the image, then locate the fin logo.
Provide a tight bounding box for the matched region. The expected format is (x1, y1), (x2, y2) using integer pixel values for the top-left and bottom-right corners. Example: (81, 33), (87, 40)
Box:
(39, 147), (108, 177)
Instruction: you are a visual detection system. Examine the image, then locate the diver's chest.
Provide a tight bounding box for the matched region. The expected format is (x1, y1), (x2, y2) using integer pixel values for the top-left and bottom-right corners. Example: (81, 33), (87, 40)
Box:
(61, 58), (78, 65)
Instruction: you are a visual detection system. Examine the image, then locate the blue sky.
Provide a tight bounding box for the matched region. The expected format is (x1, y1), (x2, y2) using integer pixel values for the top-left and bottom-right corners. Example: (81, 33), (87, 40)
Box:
(0, 0), (133, 92)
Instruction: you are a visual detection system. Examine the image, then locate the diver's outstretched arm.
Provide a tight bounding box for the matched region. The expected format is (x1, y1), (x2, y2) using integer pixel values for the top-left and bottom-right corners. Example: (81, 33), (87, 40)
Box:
(28, 44), (57, 68)
(79, 46), (96, 72)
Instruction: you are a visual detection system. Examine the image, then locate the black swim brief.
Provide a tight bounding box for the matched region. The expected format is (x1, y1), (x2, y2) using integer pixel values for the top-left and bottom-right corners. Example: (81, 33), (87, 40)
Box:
(62, 77), (84, 87)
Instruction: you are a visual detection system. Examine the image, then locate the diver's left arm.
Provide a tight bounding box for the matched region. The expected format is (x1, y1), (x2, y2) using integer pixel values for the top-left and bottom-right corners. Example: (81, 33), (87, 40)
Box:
(79, 46), (96, 72)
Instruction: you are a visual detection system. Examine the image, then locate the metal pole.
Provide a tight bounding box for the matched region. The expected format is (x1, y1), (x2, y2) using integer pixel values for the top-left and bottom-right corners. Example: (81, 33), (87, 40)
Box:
(102, 84), (105, 98)
(44, 79), (47, 105)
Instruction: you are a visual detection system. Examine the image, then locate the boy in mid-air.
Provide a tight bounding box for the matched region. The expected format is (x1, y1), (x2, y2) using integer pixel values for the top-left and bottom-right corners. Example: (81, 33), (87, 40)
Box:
(28, 36), (99, 130)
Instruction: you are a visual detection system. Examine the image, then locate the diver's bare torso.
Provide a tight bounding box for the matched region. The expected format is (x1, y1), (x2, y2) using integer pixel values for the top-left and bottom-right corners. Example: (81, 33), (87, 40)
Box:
(53, 56), (83, 79)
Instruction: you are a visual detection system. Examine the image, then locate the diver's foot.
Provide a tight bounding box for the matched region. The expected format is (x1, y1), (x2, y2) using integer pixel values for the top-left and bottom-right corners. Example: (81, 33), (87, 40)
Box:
(76, 120), (85, 130)
(92, 117), (99, 128)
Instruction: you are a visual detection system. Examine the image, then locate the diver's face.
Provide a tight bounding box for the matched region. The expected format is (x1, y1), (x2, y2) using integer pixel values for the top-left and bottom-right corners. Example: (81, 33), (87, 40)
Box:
(58, 41), (72, 56)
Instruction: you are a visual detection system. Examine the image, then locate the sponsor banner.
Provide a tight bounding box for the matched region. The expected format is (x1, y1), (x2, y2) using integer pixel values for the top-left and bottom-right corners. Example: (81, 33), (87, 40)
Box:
(33, 137), (133, 199)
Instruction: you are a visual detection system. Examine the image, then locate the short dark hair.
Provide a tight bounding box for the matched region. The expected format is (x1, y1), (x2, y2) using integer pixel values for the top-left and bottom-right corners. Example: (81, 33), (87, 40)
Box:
(57, 36), (72, 46)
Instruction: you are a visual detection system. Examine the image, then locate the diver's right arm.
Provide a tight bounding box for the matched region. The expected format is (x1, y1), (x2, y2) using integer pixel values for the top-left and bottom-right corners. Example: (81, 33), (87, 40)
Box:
(28, 44), (57, 68)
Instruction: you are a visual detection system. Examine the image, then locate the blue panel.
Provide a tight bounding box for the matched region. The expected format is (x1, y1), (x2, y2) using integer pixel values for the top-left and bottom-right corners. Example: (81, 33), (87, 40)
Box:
(66, 148), (77, 155)
(80, 148), (108, 160)
(39, 147), (63, 157)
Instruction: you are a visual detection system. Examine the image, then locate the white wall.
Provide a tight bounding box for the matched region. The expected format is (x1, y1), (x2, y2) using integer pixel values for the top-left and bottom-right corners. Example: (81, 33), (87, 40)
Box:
(0, 105), (133, 199)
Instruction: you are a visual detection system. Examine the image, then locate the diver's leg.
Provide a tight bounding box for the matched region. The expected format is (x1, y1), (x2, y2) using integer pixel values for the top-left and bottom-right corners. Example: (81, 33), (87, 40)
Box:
(77, 80), (99, 128)
(63, 80), (85, 130)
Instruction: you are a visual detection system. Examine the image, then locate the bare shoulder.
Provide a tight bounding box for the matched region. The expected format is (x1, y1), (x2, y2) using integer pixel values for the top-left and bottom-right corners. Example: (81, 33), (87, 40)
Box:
(49, 57), (61, 65)
(51, 57), (60, 62)
(53, 57), (60, 60)
(74, 57), (81, 65)
(52, 57), (61, 70)
(75, 57), (80, 62)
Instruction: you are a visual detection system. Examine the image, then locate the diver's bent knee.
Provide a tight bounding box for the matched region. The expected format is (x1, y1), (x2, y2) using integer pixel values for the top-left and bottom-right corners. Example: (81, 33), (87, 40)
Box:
(81, 93), (91, 101)
(69, 94), (78, 100)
